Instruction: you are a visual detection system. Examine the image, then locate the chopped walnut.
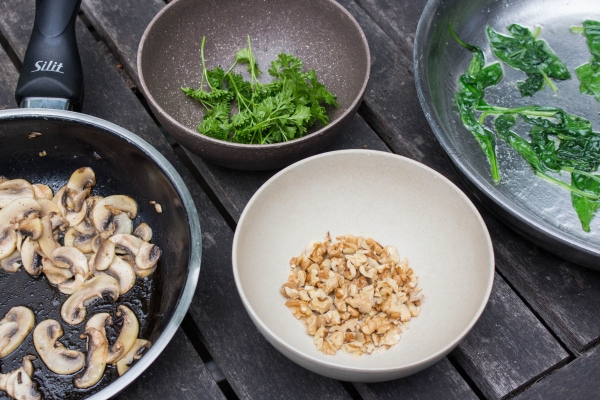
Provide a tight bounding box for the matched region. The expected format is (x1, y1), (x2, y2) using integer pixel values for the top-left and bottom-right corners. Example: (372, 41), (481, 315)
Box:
(282, 234), (423, 356)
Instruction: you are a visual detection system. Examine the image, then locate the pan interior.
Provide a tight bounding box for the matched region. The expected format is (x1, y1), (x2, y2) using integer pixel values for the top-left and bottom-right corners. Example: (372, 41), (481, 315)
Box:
(419, 0), (600, 252)
(0, 117), (191, 399)
(139, 0), (367, 135)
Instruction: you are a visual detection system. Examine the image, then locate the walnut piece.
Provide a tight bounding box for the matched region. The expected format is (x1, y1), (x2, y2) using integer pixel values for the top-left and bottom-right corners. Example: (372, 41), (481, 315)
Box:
(281, 234), (423, 356)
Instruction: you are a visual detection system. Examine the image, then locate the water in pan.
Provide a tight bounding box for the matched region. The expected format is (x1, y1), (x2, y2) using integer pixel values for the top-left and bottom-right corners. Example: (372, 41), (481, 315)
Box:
(428, 0), (600, 248)
(0, 177), (161, 400)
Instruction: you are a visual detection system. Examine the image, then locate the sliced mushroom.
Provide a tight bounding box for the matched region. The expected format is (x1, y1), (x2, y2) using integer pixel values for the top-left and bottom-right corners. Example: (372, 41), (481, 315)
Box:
(0, 198), (41, 230)
(65, 167), (96, 212)
(86, 313), (111, 334)
(38, 216), (60, 259)
(0, 355), (40, 400)
(0, 306), (35, 358)
(32, 184), (53, 201)
(18, 218), (42, 241)
(116, 339), (151, 376)
(0, 250), (21, 273)
(33, 319), (85, 375)
(61, 191), (88, 227)
(133, 223), (152, 242)
(112, 213), (132, 235)
(107, 306), (139, 364)
(61, 275), (120, 325)
(37, 199), (60, 218)
(73, 327), (107, 389)
(110, 234), (145, 257)
(91, 231), (111, 254)
(0, 230), (17, 262)
(21, 237), (41, 276)
(53, 247), (90, 295)
(92, 195), (137, 232)
(42, 258), (73, 285)
(135, 242), (161, 271)
(94, 240), (115, 271)
(0, 180), (34, 208)
(63, 228), (95, 254)
(99, 256), (136, 295)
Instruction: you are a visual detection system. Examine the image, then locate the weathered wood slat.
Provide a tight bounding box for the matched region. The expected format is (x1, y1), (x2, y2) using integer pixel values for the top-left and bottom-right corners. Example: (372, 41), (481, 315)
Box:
(344, 0), (600, 355)
(0, 47), (17, 109)
(452, 273), (568, 400)
(80, 0), (164, 86)
(512, 346), (600, 400)
(355, 358), (477, 400)
(0, 3), (350, 399)
(116, 329), (225, 400)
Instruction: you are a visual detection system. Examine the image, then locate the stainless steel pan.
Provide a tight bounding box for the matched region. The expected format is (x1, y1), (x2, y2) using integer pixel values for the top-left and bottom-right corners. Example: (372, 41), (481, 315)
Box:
(414, 0), (600, 269)
(0, 0), (201, 398)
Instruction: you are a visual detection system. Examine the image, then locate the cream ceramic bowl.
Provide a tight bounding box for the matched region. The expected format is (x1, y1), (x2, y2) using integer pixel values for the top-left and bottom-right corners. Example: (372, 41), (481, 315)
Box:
(232, 150), (494, 382)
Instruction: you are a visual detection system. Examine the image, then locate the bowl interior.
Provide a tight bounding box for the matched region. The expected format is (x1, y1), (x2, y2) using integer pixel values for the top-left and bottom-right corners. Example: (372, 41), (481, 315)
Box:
(139, 0), (368, 136)
(233, 150), (494, 373)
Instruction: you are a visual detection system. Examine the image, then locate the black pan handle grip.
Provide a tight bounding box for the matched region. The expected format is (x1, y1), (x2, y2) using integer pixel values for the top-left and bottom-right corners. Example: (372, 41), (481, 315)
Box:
(15, 0), (83, 111)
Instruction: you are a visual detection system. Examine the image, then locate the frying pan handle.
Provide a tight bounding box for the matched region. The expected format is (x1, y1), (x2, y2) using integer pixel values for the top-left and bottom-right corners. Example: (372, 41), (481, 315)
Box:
(15, 0), (84, 111)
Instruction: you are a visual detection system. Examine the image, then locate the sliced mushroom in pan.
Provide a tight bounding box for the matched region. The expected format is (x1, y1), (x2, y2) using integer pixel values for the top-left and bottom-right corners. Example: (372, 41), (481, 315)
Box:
(0, 179), (34, 208)
(32, 184), (52, 201)
(0, 306), (35, 358)
(96, 255), (136, 295)
(33, 319), (85, 375)
(106, 305), (139, 364)
(0, 355), (41, 400)
(61, 275), (120, 325)
(52, 246), (90, 295)
(133, 222), (152, 242)
(0, 250), (21, 273)
(73, 326), (107, 389)
(92, 195), (137, 233)
(116, 339), (151, 376)
(65, 167), (96, 213)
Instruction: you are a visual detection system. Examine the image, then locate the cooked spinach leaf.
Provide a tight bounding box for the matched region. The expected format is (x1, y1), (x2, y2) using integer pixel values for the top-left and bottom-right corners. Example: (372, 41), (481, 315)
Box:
(572, 171), (600, 231)
(572, 20), (600, 101)
(487, 24), (571, 97)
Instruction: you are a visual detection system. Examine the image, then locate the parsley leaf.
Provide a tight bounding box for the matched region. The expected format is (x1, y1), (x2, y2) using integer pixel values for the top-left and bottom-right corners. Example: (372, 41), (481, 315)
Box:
(182, 36), (338, 145)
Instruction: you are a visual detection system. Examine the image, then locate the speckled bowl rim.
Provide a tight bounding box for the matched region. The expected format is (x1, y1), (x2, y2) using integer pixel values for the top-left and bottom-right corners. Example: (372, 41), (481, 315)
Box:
(232, 149), (495, 374)
(137, 0), (371, 151)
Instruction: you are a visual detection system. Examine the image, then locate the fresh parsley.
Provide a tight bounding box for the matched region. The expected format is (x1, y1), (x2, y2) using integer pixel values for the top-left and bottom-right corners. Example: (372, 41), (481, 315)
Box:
(181, 36), (338, 145)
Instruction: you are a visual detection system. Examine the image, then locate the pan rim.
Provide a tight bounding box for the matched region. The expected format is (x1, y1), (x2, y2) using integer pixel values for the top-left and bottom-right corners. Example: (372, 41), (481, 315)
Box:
(0, 108), (202, 399)
(412, 0), (600, 267)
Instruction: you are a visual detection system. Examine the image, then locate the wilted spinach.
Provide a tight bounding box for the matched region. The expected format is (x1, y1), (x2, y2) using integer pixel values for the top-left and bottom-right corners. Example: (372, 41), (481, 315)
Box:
(572, 20), (600, 102)
(487, 24), (571, 97)
(452, 24), (600, 231)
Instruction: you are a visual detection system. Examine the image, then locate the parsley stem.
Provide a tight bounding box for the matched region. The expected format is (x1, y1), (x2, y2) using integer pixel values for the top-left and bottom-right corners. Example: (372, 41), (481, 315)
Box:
(200, 36), (215, 92)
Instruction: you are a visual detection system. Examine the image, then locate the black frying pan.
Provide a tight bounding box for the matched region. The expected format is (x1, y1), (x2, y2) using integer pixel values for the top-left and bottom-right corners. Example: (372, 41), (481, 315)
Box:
(0, 0), (201, 398)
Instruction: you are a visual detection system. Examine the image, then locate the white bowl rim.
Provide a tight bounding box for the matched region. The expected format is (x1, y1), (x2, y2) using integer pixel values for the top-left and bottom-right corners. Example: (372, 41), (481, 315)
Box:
(232, 149), (495, 373)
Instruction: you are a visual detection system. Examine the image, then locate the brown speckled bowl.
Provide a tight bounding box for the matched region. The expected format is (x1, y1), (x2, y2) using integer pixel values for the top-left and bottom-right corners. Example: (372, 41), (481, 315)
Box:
(138, 0), (370, 171)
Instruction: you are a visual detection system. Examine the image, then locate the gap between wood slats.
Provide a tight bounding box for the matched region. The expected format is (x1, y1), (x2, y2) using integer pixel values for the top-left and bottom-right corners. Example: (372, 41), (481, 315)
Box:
(0, 25), (21, 72)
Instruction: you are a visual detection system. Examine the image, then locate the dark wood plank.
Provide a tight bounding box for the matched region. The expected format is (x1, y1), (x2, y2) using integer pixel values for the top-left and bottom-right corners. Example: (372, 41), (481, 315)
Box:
(117, 329), (225, 400)
(513, 346), (600, 400)
(452, 273), (568, 400)
(341, 0), (600, 355)
(0, 2), (353, 399)
(0, 45), (17, 109)
(355, 358), (478, 400)
(80, 0), (164, 86)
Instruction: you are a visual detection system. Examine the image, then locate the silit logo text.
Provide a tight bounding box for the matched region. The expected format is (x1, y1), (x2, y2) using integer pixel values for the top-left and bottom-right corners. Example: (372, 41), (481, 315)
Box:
(31, 60), (64, 74)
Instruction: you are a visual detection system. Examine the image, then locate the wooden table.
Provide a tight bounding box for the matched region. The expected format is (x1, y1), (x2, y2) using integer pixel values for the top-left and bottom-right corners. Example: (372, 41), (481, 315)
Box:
(1, 0), (599, 399)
